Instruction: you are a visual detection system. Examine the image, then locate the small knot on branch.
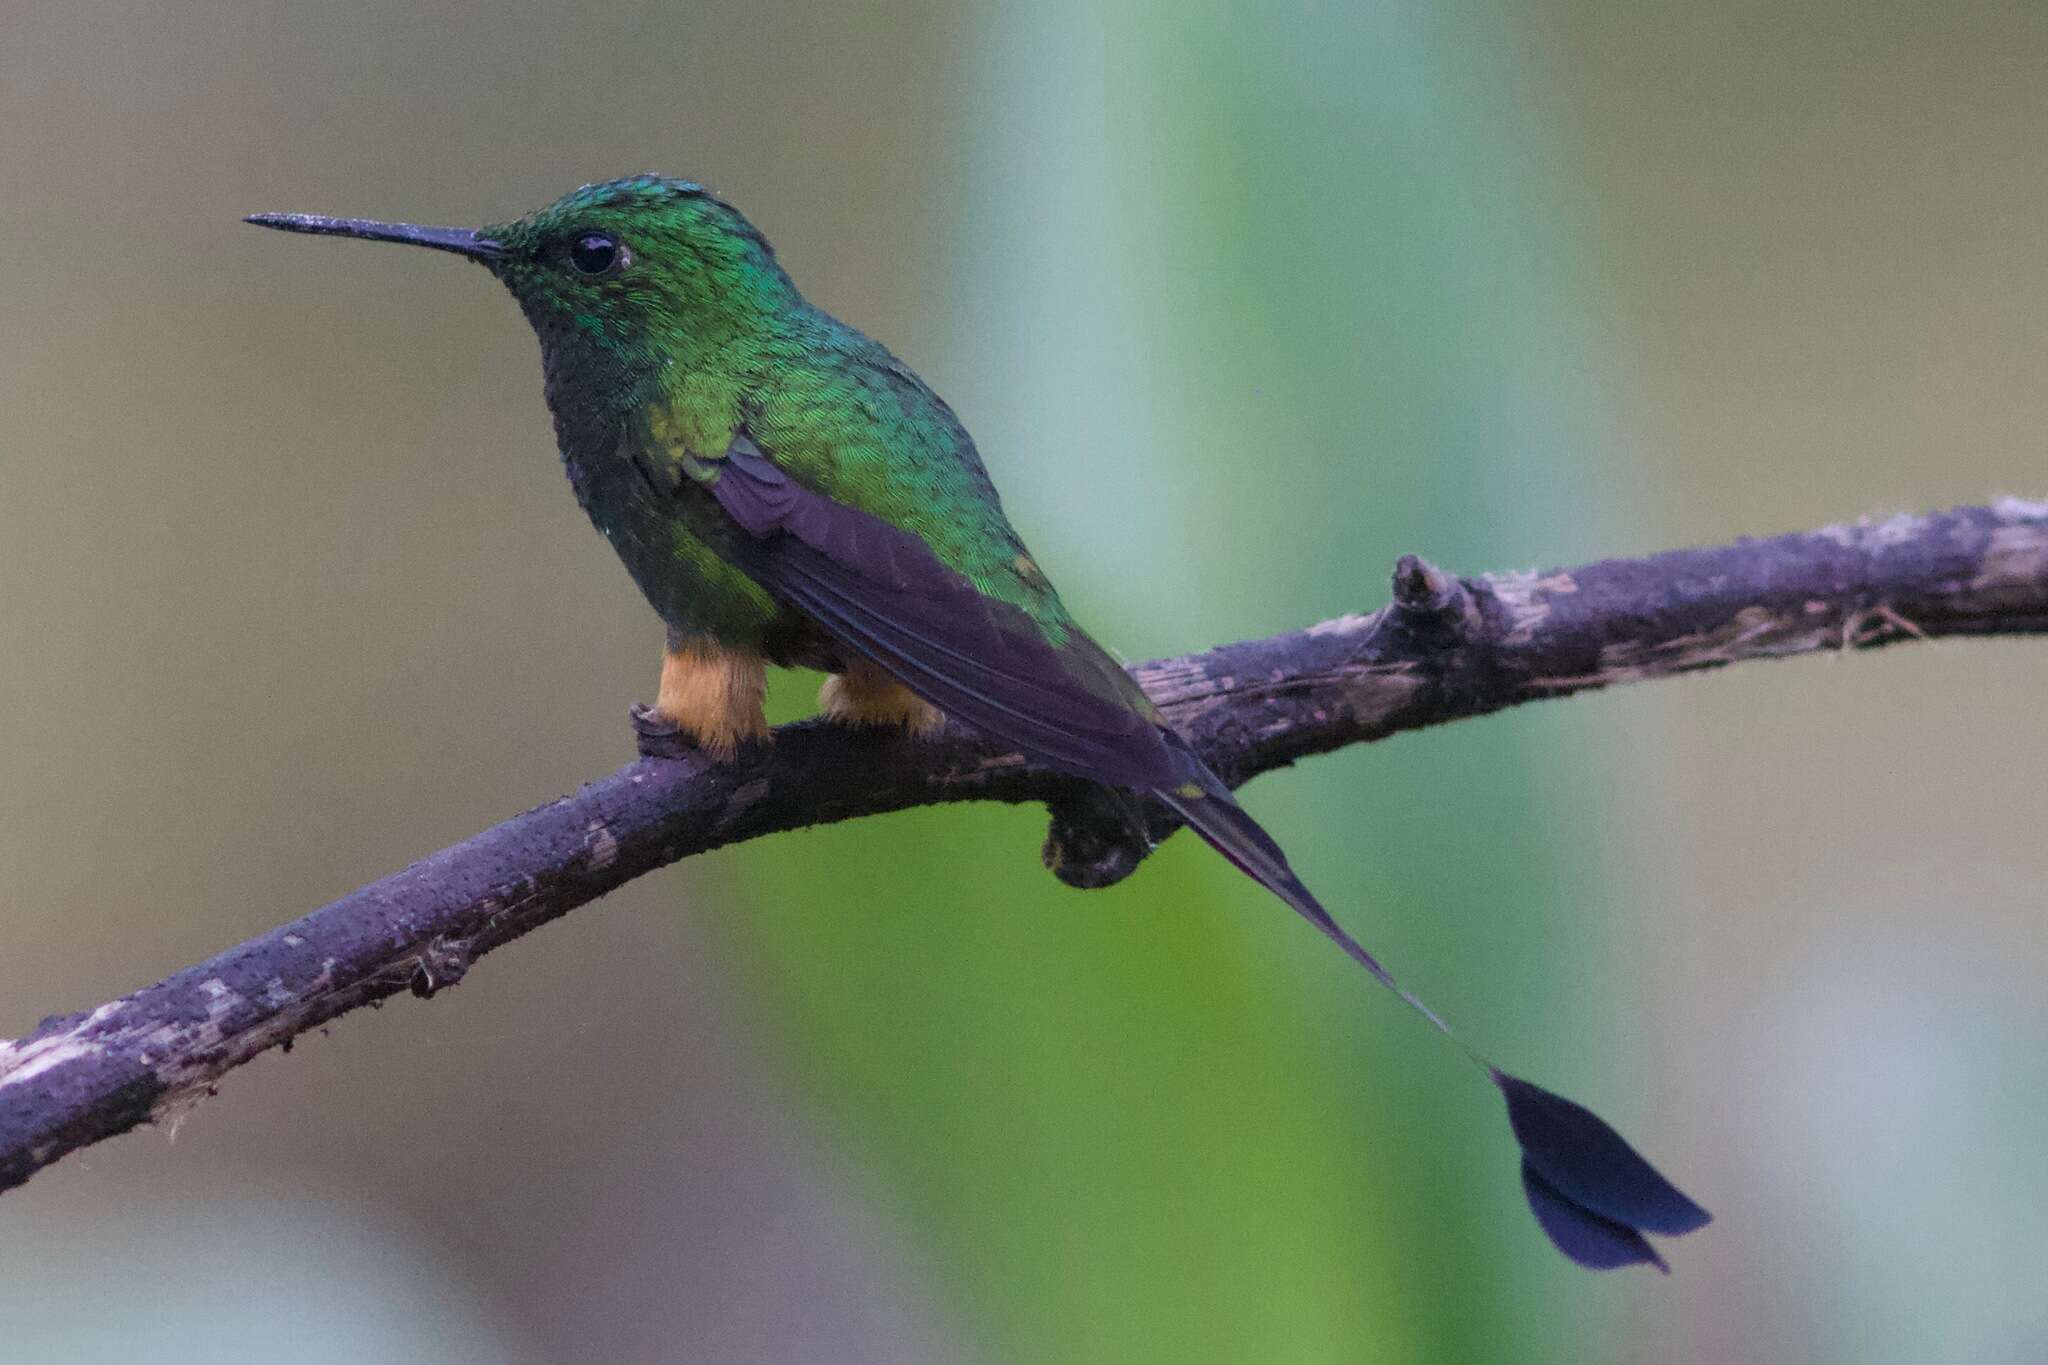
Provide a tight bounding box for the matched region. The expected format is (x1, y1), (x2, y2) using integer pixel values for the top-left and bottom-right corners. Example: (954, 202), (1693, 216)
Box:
(1392, 553), (1449, 608)
(410, 939), (474, 998)
(1390, 554), (1466, 620)
(1376, 554), (1481, 654)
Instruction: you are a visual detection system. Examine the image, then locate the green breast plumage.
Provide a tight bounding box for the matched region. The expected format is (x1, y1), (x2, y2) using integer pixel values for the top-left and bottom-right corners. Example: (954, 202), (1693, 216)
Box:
(558, 411), (786, 647)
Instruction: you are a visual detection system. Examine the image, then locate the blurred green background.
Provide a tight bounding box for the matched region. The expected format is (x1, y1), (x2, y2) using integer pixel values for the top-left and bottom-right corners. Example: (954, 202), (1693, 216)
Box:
(3, 1), (2045, 1360)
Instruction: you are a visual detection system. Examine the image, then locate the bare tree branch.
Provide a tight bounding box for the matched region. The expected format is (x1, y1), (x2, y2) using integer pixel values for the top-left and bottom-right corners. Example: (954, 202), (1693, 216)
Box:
(3, 498), (2044, 1194)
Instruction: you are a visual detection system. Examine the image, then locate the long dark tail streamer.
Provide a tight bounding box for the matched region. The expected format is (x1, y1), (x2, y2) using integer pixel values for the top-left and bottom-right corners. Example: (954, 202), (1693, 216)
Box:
(1155, 760), (1709, 1273)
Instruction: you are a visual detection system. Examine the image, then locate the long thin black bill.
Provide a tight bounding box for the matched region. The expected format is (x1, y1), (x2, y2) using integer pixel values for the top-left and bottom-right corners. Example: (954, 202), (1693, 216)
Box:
(243, 213), (505, 261)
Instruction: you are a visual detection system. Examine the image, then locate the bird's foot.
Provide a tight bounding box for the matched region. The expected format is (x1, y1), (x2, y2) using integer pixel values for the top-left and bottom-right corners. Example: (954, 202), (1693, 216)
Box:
(630, 702), (769, 762)
(637, 640), (772, 761)
(819, 661), (945, 739)
(630, 703), (695, 760)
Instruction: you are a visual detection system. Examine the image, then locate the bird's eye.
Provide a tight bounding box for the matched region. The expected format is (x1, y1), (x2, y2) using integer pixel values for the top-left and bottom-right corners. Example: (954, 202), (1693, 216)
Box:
(567, 233), (627, 278)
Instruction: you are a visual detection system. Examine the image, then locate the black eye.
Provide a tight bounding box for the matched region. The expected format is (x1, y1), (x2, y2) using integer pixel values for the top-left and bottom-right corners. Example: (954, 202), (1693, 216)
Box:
(568, 233), (626, 277)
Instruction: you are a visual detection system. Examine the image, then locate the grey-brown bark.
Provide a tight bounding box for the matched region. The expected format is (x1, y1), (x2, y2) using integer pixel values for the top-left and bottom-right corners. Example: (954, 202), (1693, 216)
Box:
(2, 498), (2043, 1195)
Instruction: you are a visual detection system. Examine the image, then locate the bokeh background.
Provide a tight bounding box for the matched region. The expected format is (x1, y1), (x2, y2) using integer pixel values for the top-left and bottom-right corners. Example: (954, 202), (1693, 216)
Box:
(3, 2), (2045, 1361)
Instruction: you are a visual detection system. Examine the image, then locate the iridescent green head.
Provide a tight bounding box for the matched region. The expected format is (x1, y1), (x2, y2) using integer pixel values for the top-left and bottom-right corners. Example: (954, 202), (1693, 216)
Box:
(479, 176), (796, 352)
(247, 175), (800, 410)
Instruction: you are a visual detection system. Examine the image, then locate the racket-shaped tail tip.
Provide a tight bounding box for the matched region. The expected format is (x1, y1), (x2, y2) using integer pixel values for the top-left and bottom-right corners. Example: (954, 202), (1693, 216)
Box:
(1520, 1159), (1669, 1273)
(1492, 1069), (1709, 1271)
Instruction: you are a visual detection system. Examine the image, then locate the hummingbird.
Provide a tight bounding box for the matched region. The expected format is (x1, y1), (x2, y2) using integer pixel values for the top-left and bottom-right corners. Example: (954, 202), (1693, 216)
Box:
(248, 175), (1708, 1271)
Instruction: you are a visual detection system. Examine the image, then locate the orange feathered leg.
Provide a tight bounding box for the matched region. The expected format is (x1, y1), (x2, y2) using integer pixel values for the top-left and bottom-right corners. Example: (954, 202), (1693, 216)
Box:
(653, 638), (770, 761)
(820, 657), (945, 738)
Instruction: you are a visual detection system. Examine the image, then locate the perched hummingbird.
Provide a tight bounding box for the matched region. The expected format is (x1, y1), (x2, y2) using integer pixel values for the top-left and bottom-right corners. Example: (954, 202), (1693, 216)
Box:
(248, 176), (1708, 1270)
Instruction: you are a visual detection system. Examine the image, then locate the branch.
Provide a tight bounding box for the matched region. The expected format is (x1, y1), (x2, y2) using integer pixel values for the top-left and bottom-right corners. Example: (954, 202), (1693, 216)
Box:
(3, 499), (2044, 1194)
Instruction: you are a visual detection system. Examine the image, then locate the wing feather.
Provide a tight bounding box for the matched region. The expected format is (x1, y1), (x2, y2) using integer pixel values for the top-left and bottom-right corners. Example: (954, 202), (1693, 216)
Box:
(709, 434), (1177, 789)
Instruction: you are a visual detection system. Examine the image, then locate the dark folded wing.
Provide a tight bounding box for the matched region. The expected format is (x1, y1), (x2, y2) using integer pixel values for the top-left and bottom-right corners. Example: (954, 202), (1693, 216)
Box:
(709, 434), (1179, 791)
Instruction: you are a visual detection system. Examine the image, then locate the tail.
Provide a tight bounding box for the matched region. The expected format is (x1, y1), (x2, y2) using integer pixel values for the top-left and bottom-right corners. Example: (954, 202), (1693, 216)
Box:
(1152, 743), (1710, 1272)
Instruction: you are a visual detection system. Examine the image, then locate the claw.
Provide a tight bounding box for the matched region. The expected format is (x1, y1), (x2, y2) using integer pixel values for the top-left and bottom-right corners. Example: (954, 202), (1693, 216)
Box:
(630, 702), (696, 760)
